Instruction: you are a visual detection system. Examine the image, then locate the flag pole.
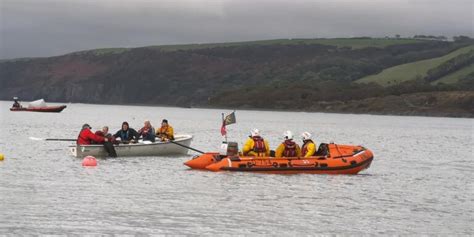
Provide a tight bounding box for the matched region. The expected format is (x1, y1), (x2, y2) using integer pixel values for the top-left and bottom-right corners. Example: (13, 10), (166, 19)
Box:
(222, 113), (227, 142)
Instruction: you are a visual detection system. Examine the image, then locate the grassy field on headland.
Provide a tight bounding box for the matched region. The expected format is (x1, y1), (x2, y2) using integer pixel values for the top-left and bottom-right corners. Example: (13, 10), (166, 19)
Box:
(356, 45), (474, 86)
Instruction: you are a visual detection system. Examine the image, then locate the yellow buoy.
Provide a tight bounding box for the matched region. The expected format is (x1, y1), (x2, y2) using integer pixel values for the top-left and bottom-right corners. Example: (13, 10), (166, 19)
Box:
(0, 153), (4, 161)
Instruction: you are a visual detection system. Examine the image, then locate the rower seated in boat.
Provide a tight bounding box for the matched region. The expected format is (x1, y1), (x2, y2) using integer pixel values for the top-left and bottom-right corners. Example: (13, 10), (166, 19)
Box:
(156, 119), (174, 141)
(78, 124), (106, 145)
(95, 126), (117, 144)
(113, 121), (140, 144)
(138, 120), (156, 142)
(78, 124), (117, 157)
(275, 131), (301, 158)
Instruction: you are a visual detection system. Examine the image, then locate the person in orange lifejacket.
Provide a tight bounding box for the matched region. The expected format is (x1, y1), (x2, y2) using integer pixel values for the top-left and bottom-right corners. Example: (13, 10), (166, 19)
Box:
(275, 130), (301, 158)
(242, 128), (270, 157)
(301, 131), (316, 157)
(156, 119), (174, 141)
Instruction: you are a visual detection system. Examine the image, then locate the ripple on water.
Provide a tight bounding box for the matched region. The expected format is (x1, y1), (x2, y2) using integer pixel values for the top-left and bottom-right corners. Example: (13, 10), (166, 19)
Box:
(0, 102), (472, 235)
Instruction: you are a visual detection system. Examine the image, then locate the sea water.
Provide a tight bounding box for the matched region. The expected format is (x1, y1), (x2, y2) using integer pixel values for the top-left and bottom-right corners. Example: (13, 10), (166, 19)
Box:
(0, 101), (472, 235)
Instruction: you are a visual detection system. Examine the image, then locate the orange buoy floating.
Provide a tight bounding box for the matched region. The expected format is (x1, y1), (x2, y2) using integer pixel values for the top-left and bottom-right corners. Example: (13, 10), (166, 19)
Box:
(0, 153), (4, 161)
(82, 156), (97, 167)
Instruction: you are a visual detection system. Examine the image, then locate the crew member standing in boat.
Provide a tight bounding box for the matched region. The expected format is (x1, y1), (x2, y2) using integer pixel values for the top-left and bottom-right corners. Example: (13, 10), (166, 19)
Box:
(113, 121), (140, 144)
(78, 124), (117, 157)
(12, 97), (21, 108)
(301, 131), (316, 157)
(138, 120), (156, 142)
(275, 130), (301, 158)
(156, 119), (174, 141)
(242, 128), (270, 157)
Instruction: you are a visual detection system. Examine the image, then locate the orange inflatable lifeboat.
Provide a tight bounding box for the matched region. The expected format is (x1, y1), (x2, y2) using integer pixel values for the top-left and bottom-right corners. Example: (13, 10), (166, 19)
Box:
(184, 143), (374, 174)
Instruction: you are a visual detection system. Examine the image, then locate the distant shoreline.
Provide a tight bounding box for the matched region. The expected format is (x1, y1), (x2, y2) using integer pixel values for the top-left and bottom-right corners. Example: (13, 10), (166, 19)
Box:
(2, 38), (472, 119)
(3, 95), (472, 119)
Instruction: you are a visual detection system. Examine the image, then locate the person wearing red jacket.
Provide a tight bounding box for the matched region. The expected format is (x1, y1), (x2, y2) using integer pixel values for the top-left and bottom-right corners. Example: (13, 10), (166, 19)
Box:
(77, 124), (117, 157)
(78, 124), (105, 145)
(95, 126), (117, 144)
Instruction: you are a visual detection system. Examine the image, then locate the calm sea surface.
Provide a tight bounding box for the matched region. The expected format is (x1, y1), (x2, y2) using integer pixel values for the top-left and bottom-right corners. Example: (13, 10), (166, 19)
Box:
(0, 101), (472, 235)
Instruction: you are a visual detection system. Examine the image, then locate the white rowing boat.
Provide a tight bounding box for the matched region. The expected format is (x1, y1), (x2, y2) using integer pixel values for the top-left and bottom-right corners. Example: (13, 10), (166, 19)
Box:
(69, 134), (193, 157)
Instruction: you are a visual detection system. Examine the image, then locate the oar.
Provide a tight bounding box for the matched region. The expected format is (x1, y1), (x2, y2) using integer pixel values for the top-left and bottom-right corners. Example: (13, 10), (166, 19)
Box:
(29, 137), (76, 142)
(167, 140), (205, 154)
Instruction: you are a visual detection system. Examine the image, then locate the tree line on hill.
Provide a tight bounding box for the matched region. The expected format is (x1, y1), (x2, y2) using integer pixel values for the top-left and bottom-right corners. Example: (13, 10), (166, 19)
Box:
(425, 50), (474, 82)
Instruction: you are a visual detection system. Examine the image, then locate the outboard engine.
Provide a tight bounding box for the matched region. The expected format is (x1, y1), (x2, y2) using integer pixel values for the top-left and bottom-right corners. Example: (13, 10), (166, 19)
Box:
(219, 141), (239, 157)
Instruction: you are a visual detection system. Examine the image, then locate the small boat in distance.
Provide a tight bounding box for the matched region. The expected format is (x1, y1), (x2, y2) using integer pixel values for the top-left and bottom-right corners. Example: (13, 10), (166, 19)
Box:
(69, 134), (193, 157)
(10, 105), (67, 113)
(10, 98), (67, 113)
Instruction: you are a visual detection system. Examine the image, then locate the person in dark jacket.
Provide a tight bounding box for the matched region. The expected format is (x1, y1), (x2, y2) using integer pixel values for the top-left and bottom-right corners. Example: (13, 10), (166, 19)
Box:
(78, 124), (117, 157)
(12, 97), (22, 108)
(113, 121), (139, 144)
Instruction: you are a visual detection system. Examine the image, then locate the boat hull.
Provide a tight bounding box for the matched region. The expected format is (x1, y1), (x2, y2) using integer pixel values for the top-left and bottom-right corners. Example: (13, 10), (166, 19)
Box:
(69, 135), (193, 157)
(185, 144), (374, 174)
(10, 105), (67, 113)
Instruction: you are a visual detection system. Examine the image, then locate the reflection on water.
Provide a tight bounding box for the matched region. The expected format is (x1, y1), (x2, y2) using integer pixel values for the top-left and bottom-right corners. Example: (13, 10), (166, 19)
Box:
(0, 101), (472, 235)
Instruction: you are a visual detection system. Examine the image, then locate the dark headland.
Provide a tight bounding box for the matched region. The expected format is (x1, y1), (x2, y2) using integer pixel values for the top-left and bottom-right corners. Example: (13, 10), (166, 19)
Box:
(1, 37), (473, 117)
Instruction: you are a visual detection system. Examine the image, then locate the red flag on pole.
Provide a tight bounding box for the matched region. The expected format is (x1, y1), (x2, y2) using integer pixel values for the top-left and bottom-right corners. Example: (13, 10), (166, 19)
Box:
(220, 121), (227, 136)
(220, 111), (236, 136)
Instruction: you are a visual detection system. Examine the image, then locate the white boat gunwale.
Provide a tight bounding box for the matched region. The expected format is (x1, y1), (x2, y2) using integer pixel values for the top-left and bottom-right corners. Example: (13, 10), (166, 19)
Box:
(69, 134), (193, 157)
(71, 134), (193, 148)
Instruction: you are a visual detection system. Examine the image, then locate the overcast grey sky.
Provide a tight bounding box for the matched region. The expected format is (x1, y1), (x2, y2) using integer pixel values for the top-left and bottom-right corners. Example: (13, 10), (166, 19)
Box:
(0, 0), (473, 59)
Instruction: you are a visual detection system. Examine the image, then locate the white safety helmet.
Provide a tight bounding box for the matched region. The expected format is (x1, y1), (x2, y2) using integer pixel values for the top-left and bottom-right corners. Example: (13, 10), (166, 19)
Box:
(251, 128), (260, 137)
(283, 130), (293, 140)
(301, 131), (312, 140)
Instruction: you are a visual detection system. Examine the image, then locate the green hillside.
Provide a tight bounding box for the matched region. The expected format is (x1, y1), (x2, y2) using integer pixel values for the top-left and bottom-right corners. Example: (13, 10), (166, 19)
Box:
(62, 38), (423, 57)
(1, 37), (472, 117)
(432, 63), (474, 84)
(3, 38), (424, 60)
(356, 45), (474, 86)
(151, 38), (422, 51)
